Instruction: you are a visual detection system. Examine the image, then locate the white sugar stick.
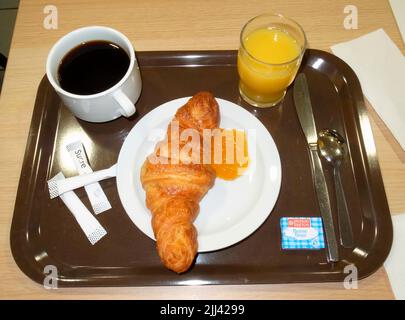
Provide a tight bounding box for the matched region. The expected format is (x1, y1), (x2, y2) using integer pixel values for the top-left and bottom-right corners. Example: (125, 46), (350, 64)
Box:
(66, 141), (112, 214)
(47, 164), (116, 199)
(49, 172), (107, 245)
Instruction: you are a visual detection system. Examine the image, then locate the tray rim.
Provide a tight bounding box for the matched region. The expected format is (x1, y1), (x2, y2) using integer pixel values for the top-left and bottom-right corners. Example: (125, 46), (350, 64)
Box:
(10, 49), (393, 287)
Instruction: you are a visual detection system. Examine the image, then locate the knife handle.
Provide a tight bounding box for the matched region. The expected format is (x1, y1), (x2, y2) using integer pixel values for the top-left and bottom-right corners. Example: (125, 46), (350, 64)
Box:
(309, 146), (339, 262)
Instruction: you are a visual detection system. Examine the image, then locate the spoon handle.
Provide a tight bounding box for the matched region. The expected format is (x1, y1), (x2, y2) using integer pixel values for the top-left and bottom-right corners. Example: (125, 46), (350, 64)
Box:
(333, 166), (354, 248)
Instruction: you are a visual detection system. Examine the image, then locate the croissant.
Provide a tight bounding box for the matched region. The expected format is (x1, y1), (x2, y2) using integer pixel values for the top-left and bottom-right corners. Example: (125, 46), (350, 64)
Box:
(140, 92), (220, 273)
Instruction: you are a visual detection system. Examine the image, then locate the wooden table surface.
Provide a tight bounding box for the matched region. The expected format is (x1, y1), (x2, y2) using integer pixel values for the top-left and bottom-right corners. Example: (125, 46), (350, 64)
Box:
(0, 0), (404, 299)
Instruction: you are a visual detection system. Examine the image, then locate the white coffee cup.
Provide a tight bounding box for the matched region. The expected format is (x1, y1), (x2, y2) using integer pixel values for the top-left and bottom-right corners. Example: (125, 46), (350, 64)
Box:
(46, 26), (142, 122)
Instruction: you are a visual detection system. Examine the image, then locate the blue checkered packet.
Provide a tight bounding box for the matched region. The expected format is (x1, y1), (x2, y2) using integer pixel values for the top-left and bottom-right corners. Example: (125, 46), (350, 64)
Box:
(280, 217), (325, 250)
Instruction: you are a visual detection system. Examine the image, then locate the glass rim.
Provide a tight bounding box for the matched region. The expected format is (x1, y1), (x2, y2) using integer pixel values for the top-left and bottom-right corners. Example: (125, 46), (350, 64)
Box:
(239, 13), (308, 66)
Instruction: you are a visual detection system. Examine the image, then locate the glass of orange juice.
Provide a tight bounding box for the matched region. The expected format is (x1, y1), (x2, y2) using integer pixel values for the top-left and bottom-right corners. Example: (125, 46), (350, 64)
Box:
(237, 13), (307, 108)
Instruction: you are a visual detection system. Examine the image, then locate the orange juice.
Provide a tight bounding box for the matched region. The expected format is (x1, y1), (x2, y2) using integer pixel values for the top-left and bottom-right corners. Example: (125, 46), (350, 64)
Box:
(238, 27), (302, 107)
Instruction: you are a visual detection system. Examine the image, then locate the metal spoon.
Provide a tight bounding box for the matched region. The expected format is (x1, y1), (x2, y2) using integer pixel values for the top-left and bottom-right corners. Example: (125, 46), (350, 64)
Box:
(318, 129), (354, 248)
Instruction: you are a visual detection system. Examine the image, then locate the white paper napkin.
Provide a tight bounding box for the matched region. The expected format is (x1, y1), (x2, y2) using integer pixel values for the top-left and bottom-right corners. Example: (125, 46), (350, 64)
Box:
(331, 29), (405, 150)
(390, 0), (405, 44)
(384, 213), (405, 300)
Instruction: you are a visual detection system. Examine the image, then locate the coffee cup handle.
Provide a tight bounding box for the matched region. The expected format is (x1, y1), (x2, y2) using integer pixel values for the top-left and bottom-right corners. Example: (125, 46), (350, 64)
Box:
(113, 90), (136, 117)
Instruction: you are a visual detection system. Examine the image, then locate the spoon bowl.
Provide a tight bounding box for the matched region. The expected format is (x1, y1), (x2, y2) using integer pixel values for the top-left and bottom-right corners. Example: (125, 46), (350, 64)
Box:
(318, 129), (345, 165)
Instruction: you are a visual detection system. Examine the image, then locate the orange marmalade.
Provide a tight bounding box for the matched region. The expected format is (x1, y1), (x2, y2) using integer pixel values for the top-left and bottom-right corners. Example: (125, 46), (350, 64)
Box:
(210, 129), (249, 180)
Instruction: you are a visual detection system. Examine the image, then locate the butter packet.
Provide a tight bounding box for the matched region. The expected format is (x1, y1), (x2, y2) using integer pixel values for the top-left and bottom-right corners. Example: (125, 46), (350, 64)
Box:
(280, 217), (325, 250)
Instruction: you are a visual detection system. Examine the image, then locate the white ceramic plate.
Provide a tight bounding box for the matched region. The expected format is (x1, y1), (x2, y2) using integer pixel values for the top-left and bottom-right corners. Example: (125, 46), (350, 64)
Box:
(117, 97), (282, 252)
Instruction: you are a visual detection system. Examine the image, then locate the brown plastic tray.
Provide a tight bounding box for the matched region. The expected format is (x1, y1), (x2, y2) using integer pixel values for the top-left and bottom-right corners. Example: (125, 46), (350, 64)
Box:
(11, 49), (392, 287)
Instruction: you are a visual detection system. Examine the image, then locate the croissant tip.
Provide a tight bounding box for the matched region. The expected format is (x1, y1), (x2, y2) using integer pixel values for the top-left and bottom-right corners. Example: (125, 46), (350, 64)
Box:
(166, 260), (196, 274)
(195, 91), (214, 96)
(187, 91), (215, 101)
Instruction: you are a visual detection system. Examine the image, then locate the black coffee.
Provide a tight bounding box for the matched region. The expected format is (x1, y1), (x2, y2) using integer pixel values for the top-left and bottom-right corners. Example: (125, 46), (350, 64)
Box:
(58, 40), (130, 95)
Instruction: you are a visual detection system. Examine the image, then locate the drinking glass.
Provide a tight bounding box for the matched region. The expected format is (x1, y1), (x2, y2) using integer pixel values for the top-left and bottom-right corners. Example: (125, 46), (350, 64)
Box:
(237, 13), (307, 108)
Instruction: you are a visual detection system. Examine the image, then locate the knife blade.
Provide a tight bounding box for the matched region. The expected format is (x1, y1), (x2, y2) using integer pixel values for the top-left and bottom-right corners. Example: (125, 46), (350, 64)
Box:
(293, 73), (339, 262)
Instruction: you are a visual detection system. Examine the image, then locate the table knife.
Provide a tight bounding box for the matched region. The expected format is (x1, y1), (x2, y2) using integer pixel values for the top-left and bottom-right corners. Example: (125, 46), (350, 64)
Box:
(293, 73), (339, 262)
